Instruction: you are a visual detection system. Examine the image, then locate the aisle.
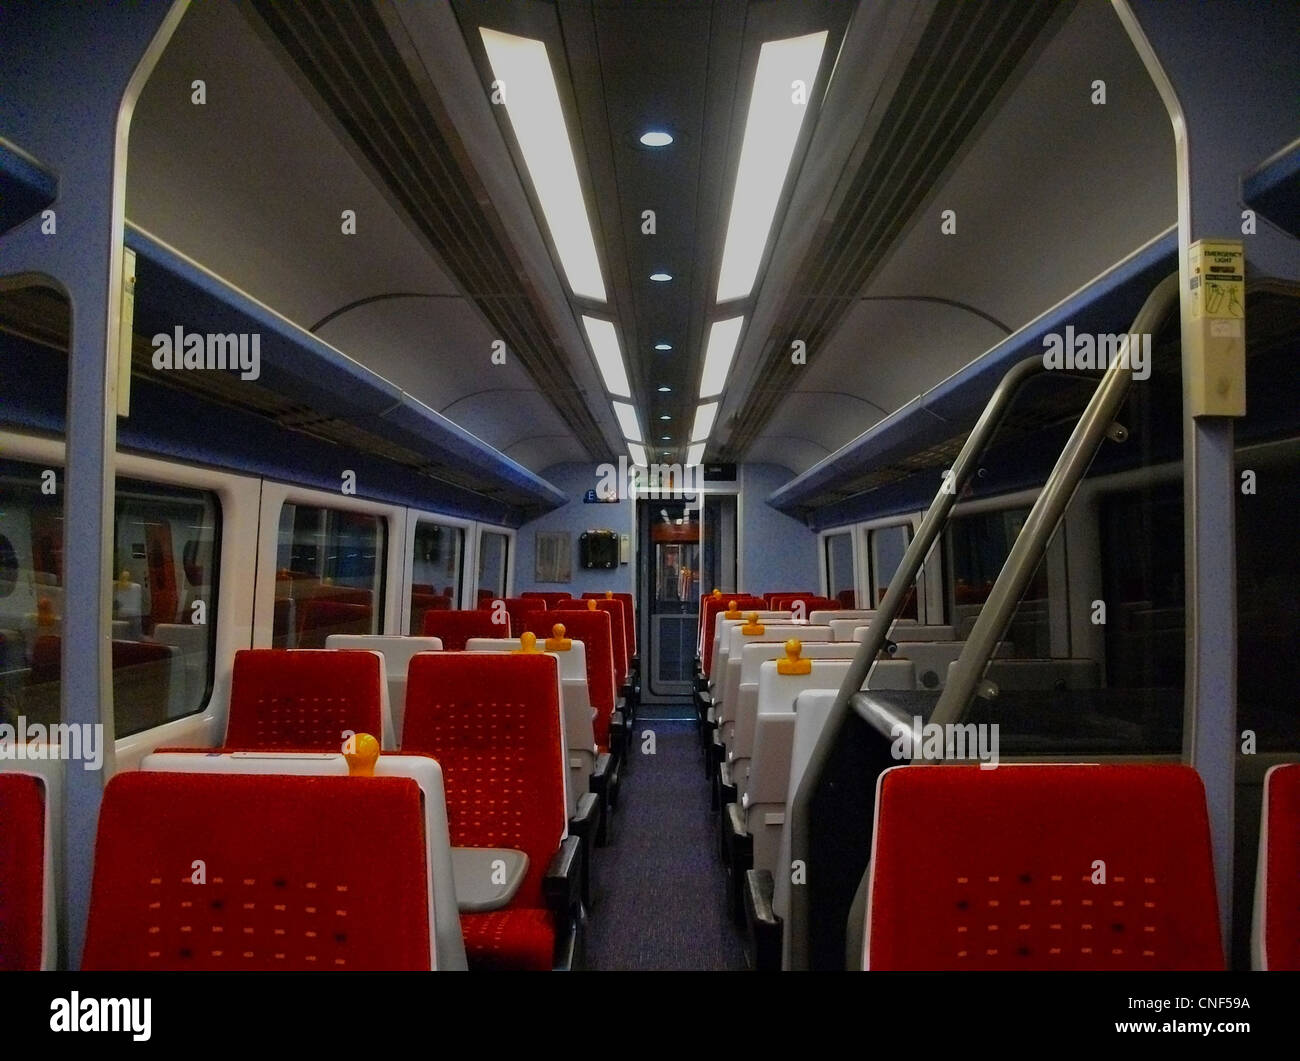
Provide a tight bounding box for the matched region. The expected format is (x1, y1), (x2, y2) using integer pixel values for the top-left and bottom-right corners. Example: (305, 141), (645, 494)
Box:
(584, 718), (748, 970)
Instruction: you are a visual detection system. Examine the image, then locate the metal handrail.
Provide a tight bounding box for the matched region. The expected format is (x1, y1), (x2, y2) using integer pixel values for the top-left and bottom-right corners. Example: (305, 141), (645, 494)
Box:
(786, 271), (1179, 969)
(933, 273), (1178, 724)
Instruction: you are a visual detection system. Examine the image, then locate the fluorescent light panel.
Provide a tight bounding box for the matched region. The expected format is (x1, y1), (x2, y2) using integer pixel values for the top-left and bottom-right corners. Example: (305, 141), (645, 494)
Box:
(699, 316), (744, 399)
(612, 401), (642, 442)
(582, 316), (630, 398)
(480, 29), (606, 301)
(628, 443), (648, 467)
(687, 443), (706, 466)
(692, 401), (718, 442)
(715, 31), (827, 302)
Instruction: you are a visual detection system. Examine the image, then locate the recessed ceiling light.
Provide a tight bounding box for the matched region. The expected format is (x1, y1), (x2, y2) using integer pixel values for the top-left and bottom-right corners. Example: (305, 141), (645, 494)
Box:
(715, 31), (828, 302)
(657, 385), (671, 393)
(639, 130), (674, 147)
(480, 29), (607, 302)
(687, 442), (705, 466)
(660, 435), (671, 441)
(659, 414), (671, 421)
(654, 342), (673, 351)
(628, 443), (648, 467)
(650, 272), (672, 282)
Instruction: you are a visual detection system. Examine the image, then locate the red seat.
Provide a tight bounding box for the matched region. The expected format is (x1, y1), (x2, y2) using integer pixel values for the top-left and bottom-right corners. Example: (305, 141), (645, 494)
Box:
(295, 599), (372, 648)
(764, 591), (813, 608)
(500, 597), (543, 641)
(521, 592), (572, 607)
(225, 649), (384, 751)
(82, 771), (430, 970)
(404, 653), (568, 971)
(864, 764), (1223, 970)
(0, 774), (46, 970)
(560, 601), (626, 688)
(409, 592), (448, 636)
(421, 609), (503, 650)
(523, 610), (616, 751)
(583, 592), (636, 659)
(700, 596), (766, 678)
(836, 589), (857, 608)
(1254, 763), (1300, 970)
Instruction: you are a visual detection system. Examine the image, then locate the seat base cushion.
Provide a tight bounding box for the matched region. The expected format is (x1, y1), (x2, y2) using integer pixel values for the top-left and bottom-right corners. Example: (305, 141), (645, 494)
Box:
(462, 907), (555, 971)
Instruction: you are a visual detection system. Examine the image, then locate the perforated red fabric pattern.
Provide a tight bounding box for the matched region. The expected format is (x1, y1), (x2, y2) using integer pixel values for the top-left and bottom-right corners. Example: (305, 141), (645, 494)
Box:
(501, 597), (542, 640)
(421, 609), (503, 650)
(1262, 764), (1300, 969)
(0, 775), (44, 971)
(522, 609), (613, 749)
(867, 765), (1223, 971)
(225, 649), (383, 751)
(583, 592), (636, 656)
(82, 772), (430, 971)
(461, 907), (555, 971)
(403, 652), (565, 908)
(558, 601), (626, 687)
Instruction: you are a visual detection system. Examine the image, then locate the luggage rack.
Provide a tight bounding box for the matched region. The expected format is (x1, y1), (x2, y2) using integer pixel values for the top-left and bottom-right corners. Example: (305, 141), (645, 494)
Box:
(786, 272), (1181, 970)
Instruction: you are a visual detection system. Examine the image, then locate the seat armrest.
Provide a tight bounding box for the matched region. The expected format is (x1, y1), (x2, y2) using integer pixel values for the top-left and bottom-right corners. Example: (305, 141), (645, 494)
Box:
(543, 835), (583, 917)
(569, 790), (598, 833)
(743, 870), (782, 972)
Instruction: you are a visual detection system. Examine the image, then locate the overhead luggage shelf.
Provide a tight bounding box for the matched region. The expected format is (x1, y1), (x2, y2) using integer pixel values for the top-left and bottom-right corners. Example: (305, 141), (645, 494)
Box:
(766, 227), (1178, 519)
(1243, 137), (1300, 239)
(0, 138), (56, 237)
(125, 224), (568, 515)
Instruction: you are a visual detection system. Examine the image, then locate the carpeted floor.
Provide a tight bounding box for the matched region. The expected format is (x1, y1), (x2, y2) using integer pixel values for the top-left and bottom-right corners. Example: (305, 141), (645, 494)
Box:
(584, 718), (748, 971)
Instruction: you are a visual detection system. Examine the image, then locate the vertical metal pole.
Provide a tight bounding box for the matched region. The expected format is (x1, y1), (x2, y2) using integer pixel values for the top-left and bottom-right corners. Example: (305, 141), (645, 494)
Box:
(1113, 0), (1300, 959)
(0, 0), (188, 967)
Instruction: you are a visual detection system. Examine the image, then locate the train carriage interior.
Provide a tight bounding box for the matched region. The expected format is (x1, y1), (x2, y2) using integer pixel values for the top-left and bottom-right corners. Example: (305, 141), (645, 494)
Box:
(1, 0), (1298, 1008)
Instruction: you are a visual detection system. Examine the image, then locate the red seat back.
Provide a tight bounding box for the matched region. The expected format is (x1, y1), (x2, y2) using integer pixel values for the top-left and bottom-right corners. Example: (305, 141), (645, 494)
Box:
(421, 609), (502, 650)
(501, 598), (542, 641)
(560, 601), (626, 687)
(225, 649), (383, 751)
(765, 591), (816, 609)
(866, 764), (1223, 971)
(522, 610), (614, 750)
(296, 599), (373, 648)
(403, 653), (566, 909)
(0, 774), (45, 970)
(836, 589), (857, 608)
(700, 595), (766, 677)
(1258, 763), (1300, 970)
(521, 592), (572, 607)
(583, 592), (636, 657)
(83, 771), (430, 970)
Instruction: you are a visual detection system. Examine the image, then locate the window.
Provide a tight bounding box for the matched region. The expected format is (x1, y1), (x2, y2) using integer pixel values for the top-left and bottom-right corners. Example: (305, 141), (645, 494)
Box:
(273, 503), (385, 647)
(869, 524), (917, 620)
(476, 529), (510, 604)
(409, 520), (464, 634)
(0, 459), (220, 740)
(824, 531), (855, 608)
(945, 507), (1048, 654)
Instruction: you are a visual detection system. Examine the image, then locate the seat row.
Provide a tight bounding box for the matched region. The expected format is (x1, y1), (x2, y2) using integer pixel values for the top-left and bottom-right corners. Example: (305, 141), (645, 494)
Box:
(0, 600), (638, 972)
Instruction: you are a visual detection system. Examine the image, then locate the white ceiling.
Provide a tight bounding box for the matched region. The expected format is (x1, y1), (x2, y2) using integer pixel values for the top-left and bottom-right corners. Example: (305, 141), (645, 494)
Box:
(125, 0), (588, 470)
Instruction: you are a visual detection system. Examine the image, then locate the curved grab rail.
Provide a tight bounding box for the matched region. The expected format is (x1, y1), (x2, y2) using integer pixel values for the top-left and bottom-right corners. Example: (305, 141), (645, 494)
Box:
(786, 272), (1180, 970)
